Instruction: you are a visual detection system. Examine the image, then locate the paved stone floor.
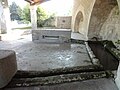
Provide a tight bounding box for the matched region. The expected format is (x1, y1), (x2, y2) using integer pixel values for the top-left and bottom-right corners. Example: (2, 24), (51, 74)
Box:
(4, 78), (118, 90)
(0, 32), (91, 71)
(0, 30), (119, 90)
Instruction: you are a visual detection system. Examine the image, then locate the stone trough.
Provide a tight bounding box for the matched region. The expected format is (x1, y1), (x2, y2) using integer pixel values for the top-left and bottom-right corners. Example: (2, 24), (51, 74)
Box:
(0, 50), (17, 88)
(32, 29), (71, 43)
(86, 41), (119, 70)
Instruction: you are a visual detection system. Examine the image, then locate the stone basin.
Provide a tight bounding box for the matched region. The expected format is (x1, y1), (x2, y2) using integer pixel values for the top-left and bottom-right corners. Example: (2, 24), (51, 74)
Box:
(0, 50), (17, 88)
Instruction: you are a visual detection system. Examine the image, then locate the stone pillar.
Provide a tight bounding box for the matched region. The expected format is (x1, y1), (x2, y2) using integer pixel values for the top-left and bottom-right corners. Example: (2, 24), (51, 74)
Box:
(115, 62), (120, 90)
(3, 0), (11, 33)
(30, 5), (37, 30)
(0, 1), (2, 34)
(0, 1), (7, 34)
(114, 1), (120, 89)
(117, 0), (120, 11)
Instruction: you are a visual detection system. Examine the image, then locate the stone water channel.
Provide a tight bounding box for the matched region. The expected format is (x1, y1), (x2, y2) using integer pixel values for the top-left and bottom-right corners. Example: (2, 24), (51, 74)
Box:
(87, 41), (119, 70)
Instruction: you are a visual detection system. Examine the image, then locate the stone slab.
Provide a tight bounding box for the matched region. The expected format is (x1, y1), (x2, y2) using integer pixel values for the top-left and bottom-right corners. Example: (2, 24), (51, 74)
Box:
(4, 78), (118, 90)
(32, 29), (71, 43)
(6, 71), (112, 88)
(0, 50), (17, 88)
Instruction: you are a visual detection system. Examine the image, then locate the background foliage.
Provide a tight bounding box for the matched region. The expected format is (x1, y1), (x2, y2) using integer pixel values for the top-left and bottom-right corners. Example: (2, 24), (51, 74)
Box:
(9, 2), (55, 27)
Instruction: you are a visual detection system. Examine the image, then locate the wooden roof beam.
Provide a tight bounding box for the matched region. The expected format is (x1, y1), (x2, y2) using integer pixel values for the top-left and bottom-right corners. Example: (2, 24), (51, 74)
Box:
(25, 0), (50, 5)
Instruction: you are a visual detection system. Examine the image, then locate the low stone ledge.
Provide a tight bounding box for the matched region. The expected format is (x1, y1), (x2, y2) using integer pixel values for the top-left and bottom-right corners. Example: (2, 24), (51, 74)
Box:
(0, 50), (17, 88)
(14, 65), (104, 78)
(107, 48), (120, 61)
(6, 71), (113, 88)
(70, 39), (85, 44)
(101, 40), (120, 61)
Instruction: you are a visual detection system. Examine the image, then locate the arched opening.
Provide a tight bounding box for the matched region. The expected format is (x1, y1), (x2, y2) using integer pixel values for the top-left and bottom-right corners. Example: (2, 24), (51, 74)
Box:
(74, 11), (83, 33)
(88, 0), (118, 40)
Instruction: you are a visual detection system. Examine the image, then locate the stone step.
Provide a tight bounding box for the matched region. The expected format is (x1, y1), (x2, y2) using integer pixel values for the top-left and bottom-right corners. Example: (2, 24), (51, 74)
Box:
(6, 71), (113, 88)
(0, 50), (17, 88)
(14, 65), (104, 78)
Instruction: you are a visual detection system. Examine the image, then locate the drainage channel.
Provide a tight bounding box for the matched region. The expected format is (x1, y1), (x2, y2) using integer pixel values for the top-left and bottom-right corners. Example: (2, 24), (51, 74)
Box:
(87, 41), (119, 70)
(14, 65), (104, 78)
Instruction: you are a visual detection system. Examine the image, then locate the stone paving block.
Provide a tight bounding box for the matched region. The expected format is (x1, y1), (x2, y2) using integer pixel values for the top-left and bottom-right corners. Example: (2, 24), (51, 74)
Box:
(0, 50), (17, 88)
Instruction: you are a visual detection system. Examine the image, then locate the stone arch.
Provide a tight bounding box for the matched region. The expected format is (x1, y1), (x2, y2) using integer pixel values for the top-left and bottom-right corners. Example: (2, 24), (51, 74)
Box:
(72, 0), (96, 39)
(117, 0), (120, 10)
(74, 11), (84, 33)
(88, 0), (119, 40)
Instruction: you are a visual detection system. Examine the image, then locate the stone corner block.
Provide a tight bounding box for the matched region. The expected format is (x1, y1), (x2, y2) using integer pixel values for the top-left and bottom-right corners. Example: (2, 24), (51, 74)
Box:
(0, 50), (17, 88)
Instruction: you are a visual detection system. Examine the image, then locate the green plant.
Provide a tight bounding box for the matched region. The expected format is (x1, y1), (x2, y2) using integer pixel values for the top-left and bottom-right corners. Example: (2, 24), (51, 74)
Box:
(115, 40), (120, 44)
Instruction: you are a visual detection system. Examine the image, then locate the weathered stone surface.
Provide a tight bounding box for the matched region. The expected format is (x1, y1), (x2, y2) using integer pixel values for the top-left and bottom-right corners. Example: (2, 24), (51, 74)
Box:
(4, 78), (119, 90)
(0, 1), (7, 34)
(0, 50), (17, 88)
(88, 0), (118, 39)
(100, 6), (120, 43)
(14, 65), (104, 78)
(6, 71), (113, 88)
(72, 0), (95, 39)
(70, 39), (85, 44)
(55, 16), (72, 29)
(32, 29), (71, 43)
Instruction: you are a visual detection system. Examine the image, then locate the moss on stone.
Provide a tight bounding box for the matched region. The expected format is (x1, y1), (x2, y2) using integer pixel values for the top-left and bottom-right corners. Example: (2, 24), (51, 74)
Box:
(6, 71), (113, 88)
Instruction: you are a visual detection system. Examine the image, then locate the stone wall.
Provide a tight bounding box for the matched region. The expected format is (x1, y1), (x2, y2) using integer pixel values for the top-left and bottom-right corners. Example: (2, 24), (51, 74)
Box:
(100, 6), (120, 43)
(98, 6), (120, 89)
(55, 16), (72, 29)
(0, 1), (7, 34)
(72, 0), (95, 40)
(88, 0), (118, 39)
(72, 0), (120, 40)
(72, 0), (120, 89)
(87, 0), (120, 47)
